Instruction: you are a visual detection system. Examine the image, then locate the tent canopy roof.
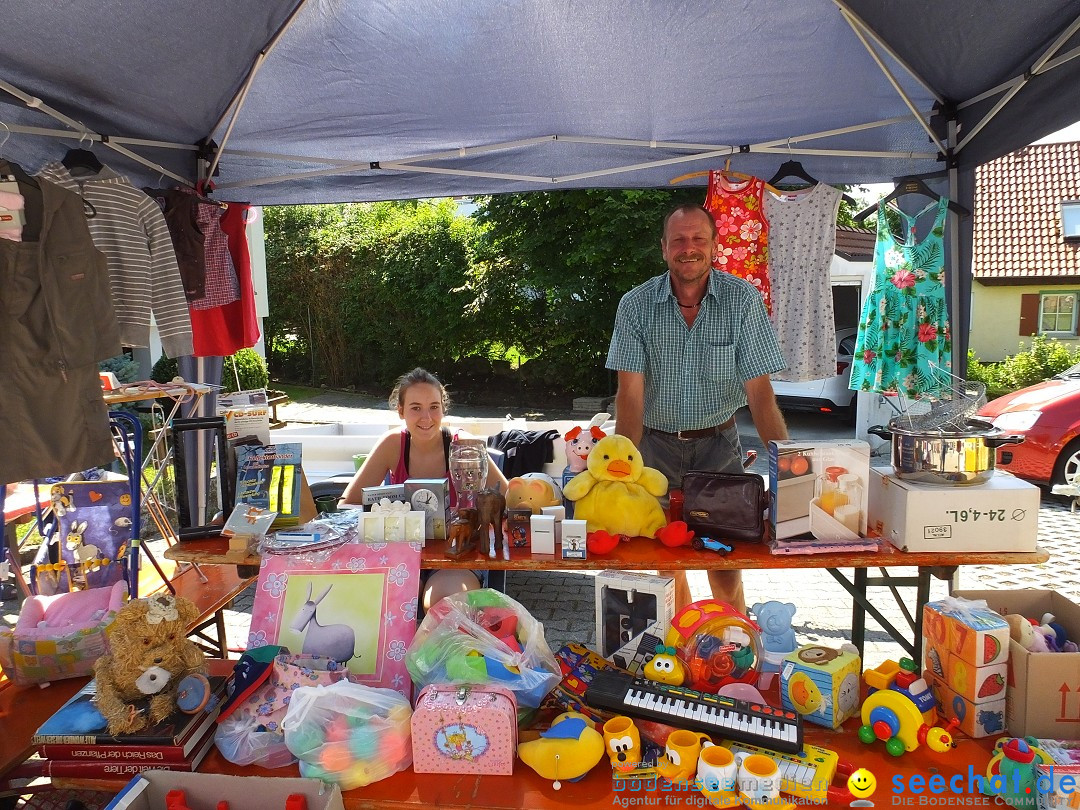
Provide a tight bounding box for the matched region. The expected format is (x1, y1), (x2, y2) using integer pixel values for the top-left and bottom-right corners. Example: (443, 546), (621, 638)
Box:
(1, 1), (1079, 204)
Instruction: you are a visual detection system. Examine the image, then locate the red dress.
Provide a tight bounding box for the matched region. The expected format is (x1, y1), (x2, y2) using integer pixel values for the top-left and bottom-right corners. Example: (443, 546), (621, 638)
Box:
(704, 172), (772, 313)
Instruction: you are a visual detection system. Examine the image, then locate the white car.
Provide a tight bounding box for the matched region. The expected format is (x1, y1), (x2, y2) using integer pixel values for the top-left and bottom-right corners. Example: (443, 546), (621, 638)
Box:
(771, 328), (859, 421)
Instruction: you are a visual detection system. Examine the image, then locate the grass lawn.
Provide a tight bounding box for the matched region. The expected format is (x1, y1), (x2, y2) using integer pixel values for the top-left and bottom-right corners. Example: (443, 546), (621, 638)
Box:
(273, 383), (322, 402)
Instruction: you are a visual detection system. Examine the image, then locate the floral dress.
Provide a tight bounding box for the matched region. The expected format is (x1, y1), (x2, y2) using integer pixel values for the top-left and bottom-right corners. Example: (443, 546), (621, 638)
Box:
(704, 172), (771, 313)
(848, 197), (952, 397)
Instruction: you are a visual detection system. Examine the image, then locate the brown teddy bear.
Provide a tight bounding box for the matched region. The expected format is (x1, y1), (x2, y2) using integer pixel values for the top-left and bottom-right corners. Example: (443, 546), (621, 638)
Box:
(94, 594), (207, 735)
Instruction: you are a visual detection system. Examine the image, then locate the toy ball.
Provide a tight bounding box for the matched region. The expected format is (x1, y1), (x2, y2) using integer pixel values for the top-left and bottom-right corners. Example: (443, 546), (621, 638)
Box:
(380, 729), (410, 763)
(665, 600), (762, 693)
(325, 717), (351, 743)
(286, 724), (325, 757)
(319, 741), (354, 772)
(423, 569), (482, 612)
(348, 726), (379, 759)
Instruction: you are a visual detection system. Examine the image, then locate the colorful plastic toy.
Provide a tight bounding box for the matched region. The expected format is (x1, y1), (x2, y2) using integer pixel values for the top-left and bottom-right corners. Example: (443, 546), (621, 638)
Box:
(858, 658), (958, 757)
(691, 537), (733, 554)
(980, 736), (1054, 806)
(644, 644), (686, 686)
(665, 600), (762, 693)
(517, 711), (606, 789)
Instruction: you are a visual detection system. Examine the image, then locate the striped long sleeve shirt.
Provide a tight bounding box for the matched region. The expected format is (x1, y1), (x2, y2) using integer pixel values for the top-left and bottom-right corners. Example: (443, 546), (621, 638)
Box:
(38, 163), (194, 358)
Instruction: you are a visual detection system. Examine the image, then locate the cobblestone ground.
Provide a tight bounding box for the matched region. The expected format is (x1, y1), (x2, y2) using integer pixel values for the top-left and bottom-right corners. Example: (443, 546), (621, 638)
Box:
(210, 494), (1072, 670)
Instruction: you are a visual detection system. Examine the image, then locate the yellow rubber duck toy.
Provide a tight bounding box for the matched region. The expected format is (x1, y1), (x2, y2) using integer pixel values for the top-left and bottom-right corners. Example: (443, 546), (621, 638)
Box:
(563, 434), (668, 537)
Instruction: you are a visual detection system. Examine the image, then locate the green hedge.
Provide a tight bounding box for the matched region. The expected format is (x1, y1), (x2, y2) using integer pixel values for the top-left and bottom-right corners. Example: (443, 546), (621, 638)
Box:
(967, 336), (1080, 398)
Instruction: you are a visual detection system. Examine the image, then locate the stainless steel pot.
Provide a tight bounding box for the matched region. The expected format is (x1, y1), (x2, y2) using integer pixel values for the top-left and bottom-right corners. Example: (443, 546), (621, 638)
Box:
(867, 418), (1024, 486)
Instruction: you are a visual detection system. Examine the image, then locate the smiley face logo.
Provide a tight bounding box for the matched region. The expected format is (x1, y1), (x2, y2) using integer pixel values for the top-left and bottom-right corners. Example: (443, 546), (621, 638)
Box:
(848, 767), (877, 799)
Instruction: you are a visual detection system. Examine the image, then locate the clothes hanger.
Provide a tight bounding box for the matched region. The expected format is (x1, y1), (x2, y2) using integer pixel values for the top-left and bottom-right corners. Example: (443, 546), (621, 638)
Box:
(61, 147), (103, 175)
(669, 159), (781, 194)
(766, 159), (857, 206)
(855, 176), (970, 222)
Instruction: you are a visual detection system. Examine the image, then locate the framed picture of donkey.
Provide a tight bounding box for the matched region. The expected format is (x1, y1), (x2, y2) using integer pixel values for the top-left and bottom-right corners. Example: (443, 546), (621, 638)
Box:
(246, 539), (421, 699)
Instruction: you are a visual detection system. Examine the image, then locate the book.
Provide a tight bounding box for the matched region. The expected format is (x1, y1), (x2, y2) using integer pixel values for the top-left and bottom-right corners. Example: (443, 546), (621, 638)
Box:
(39, 727), (216, 777)
(33, 675), (227, 747)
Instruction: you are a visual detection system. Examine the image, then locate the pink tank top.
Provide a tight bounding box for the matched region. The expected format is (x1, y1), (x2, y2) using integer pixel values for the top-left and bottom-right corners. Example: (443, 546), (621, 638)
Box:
(390, 428), (458, 506)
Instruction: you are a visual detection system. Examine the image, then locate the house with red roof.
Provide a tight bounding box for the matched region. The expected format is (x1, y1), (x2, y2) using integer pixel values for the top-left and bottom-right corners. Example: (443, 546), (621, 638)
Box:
(971, 141), (1080, 360)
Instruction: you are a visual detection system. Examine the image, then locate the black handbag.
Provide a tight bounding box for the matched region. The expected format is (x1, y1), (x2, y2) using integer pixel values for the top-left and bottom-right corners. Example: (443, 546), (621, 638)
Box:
(682, 470), (770, 543)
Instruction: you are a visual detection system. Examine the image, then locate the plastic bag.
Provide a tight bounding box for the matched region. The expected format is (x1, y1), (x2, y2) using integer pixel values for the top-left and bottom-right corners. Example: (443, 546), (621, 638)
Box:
(405, 588), (561, 720)
(282, 680), (412, 789)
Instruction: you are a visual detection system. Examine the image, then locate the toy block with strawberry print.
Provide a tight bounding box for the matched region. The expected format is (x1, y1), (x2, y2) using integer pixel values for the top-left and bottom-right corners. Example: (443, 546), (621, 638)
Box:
(927, 673), (1005, 739)
(922, 598), (1010, 667)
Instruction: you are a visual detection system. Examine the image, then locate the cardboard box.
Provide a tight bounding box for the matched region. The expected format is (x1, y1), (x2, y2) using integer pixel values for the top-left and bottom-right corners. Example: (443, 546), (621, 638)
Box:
(955, 589), (1080, 739)
(106, 771), (343, 810)
(927, 675), (1006, 738)
(595, 571), (675, 667)
(769, 440), (870, 540)
(868, 467), (1039, 552)
(779, 644), (862, 729)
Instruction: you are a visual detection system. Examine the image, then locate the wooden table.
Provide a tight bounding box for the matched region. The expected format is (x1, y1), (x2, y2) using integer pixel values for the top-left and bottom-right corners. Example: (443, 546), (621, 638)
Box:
(166, 536), (1048, 664)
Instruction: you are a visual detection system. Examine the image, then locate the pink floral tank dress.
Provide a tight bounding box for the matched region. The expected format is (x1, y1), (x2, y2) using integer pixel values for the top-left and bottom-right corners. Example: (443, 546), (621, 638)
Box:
(704, 172), (771, 313)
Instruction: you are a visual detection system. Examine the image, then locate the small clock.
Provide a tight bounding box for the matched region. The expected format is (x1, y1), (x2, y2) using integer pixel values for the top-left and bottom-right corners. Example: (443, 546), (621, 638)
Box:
(404, 478), (450, 540)
(410, 488), (440, 513)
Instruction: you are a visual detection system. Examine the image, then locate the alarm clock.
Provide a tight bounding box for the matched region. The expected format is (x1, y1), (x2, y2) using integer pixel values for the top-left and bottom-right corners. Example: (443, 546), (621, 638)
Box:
(404, 478), (450, 540)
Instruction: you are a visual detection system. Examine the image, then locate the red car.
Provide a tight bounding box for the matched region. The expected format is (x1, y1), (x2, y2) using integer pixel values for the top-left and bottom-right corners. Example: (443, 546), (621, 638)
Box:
(977, 361), (1080, 487)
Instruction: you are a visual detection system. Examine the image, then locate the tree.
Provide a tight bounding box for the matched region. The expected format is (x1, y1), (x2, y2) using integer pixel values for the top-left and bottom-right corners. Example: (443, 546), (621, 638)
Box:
(473, 188), (703, 390)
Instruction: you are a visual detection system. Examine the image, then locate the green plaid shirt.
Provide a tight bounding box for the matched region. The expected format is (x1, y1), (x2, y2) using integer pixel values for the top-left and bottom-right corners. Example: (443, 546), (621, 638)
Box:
(606, 271), (786, 432)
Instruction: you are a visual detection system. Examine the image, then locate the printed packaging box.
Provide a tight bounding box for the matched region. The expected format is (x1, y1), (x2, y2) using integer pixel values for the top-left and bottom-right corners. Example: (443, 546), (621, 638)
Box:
(768, 440), (870, 541)
(594, 571), (675, 669)
(868, 467), (1039, 552)
(922, 598), (1011, 668)
(955, 589), (1080, 738)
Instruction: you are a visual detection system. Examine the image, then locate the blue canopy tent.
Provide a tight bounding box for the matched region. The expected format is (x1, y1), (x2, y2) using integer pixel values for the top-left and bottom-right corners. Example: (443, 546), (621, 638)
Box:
(3, 0), (1080, 361)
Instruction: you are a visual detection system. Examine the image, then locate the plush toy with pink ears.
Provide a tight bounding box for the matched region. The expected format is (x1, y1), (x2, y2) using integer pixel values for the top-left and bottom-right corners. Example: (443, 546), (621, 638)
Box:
(564, 413), (609, 473)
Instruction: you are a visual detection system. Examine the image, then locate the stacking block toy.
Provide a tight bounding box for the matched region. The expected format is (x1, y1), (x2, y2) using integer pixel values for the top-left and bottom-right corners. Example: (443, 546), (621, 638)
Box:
(779, 644), (861, 729)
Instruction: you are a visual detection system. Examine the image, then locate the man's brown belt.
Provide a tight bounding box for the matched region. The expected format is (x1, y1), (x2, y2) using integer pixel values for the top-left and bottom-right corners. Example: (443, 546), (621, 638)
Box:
(647, 417), (736, 440)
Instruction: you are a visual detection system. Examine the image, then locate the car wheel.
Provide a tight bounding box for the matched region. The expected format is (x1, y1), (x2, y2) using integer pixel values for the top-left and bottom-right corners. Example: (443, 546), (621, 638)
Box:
(691, 537), (704, 551)
(1052, 438), (1080, 489)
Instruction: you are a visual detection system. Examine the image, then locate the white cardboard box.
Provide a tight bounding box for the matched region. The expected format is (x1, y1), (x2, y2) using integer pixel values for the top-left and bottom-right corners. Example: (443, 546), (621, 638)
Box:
(106, 772), (343, 810)
(868, 467), (1039, 552)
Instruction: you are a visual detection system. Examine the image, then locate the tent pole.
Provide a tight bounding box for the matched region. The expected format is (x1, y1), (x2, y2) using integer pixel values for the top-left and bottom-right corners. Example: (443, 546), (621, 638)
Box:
(960, 43), (1080, 111)
(838, 11), (946, 156)
(956, 12), (1080, 153)
(830, 0), (944, 106)
(0, 77), (191, 184)
(205, 0), (313, 180)
(0, 122), (196, 151)
(947, 118), (962, 377)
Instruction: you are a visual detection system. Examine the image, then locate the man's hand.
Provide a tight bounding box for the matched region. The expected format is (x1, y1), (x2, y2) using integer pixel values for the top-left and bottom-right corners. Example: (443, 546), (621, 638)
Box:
(614, 370), (645, 446)
(744, 374), (788, 445)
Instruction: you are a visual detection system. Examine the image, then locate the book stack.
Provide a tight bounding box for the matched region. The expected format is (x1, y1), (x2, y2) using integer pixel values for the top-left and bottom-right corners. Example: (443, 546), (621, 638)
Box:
(31, 676), (227, 780)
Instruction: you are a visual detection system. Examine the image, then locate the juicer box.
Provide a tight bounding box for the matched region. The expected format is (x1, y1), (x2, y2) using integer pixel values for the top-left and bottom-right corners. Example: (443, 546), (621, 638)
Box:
(867, 467), (1039, 552)
(768, 439), (870, 540)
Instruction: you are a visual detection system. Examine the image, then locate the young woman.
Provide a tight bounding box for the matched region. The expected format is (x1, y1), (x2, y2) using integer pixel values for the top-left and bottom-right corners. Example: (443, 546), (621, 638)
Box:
(340, 367), (507, 506)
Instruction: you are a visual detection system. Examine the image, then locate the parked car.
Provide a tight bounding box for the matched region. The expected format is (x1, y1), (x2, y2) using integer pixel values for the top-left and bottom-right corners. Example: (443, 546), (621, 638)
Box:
(977, 361), (1080, 487)
(772, 328), (859, 421)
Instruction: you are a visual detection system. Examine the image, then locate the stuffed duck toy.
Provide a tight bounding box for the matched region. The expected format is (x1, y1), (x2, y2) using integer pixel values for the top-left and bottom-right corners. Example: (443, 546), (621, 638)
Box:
(563, 434), (668, 538)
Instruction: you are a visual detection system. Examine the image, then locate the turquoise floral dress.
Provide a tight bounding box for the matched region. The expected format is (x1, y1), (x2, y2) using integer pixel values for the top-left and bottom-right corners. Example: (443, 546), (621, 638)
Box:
(849, 197), (952, 397)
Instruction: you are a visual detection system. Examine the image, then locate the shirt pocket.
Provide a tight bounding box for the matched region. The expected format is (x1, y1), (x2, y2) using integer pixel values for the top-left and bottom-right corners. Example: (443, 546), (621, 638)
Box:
(704, 343), (737, 384)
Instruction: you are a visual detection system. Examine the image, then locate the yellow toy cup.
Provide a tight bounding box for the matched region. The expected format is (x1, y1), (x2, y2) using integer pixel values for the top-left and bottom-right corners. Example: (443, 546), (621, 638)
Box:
(662, 729), (711, 780)
(602, 715), (641, 771)
(736, 752), (781, 804)
(697, 744), (738, 792)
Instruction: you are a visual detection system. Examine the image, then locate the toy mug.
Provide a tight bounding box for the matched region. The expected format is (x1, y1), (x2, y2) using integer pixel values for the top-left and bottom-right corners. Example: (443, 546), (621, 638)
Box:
(602, 715), (641, 772)
(659, 729), (712, 781)
(735, 752), (780, 803)
(696, 744), (738, 792)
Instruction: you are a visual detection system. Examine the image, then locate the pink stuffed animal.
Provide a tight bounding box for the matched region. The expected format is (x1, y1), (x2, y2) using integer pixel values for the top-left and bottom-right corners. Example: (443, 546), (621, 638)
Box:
(563, 413), (608, 474)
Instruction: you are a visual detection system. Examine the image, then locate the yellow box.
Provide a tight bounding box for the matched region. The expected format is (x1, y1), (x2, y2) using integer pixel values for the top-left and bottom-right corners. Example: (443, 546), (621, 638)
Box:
(780, 644), (862, 729)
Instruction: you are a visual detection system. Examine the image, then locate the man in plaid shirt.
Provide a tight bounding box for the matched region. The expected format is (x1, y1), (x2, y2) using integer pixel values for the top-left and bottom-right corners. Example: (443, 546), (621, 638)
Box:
(606, 204), (788, 613)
